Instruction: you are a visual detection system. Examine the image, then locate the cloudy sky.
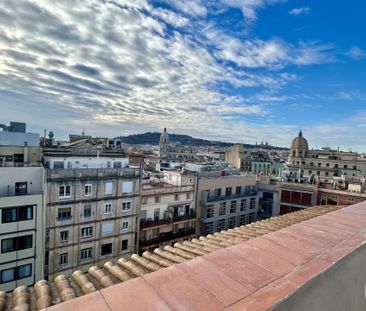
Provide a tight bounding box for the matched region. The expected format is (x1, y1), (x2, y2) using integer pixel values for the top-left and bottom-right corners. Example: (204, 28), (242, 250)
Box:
(0, 0), (365, 150)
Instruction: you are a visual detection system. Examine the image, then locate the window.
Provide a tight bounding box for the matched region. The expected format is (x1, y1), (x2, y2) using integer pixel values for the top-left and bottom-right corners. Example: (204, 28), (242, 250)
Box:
(18, 264), (32, 279)
(80, 248), (92, 260)
(60, 253), (68, 265)
(101, 243), (112, 256)
(105, 203), (112, 214)
(250, 198), (256, 209)
(84, 184), (92, 196)
(102, 223), (113, 236)
(186, 193), (191, 200)
(230, 201), (237, 213)
(122, 181), (133, 193)
(205, 222), (214, 235)
(225, 187), (232, 196)
(122, 221), (129, 232)
(141, 197), (148, 204)
(236, 186), (242, 195)
(152, 227), (160, 237)
(155, 196), (160, 203)
(60, 231), (68, 243)
(58, 208), (71, 220)
(1, 206), (33, 223)
(1, 267), (15, 283)
(239, 215), (246, 225)
(318, 163), (321, 167)
(81, 227), (93, 238)
(140, 210), (147, 221)
(240, 199), (246, 211)
(121, 239), (128, 251)
(59, 185), (71, 198)
(1, 235), (32, 253)
(249, 213), (255, 222)
(219, 202), (226, 216)
(206, 206), (214, 218)
(217, 219), (225, 231)
(83, 205), (91, 218)
(154, 208), (160, 220)
(245, 186), (251, 193)
(344, 165), (348, 169)
(0, 264), (32, 284)
(53, 161), (64, 169)
(105, 182), (113, 195)
(113, 161), (122, 168)
(334, 164), (339, 168)
(214, 188), (221, 197)
(121, 201), (131, 212)
(174, 194), (180, 201)
(15, 182), (27, 195)
(228, 217), (236, 229)
(353, 165), (358, 170)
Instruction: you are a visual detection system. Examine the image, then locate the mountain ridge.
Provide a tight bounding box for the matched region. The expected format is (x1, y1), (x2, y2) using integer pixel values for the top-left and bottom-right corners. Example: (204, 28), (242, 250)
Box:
(118, 132), (287, 150)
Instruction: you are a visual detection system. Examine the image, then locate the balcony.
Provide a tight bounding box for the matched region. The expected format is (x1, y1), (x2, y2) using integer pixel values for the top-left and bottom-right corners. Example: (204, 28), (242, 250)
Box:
(140, 214), (196, 229)
(46, 167), (140, 181)
(141, 184), (194, 196)
(0, 188), (43, 198)
(139, 227), (195, 247)
(202, 190), (258, 204)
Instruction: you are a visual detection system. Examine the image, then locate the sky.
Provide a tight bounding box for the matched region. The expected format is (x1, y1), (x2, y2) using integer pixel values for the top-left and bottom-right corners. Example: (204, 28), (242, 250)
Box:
(0, 0), (366, 150)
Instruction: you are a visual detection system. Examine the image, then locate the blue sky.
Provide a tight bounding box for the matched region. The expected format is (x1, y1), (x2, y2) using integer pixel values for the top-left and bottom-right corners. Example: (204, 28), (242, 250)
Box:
(0, 0), (365, 150)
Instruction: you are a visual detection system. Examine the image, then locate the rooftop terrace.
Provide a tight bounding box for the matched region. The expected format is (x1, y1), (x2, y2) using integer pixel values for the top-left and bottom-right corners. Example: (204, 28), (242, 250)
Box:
(2, 203), (366, 310)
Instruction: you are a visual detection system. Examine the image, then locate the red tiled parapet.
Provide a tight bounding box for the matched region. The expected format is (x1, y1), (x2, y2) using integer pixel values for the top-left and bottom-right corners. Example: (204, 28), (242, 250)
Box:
(7, 203), (366, 311)
(36, 202), (366, 311)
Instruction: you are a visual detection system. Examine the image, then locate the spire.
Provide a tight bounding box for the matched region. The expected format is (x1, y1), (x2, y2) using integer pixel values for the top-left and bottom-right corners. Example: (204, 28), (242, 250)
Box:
(164, 128), (166, 133)
(299, 130), (303, 137)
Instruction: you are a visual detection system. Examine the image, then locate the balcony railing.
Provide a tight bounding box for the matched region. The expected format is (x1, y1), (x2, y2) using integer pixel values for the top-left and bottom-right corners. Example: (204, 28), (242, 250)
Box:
(202, 190), (258, 204)
(140, 215), (196, 229)
(0, 190), (43, 198)
(142, 184), (194, 196)
(139, 228), (195, 247)
(46, 167), (140, 181)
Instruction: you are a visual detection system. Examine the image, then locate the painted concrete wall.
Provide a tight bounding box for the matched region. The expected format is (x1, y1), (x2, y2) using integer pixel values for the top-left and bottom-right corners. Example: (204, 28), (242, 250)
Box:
(274, 244), (366, 311)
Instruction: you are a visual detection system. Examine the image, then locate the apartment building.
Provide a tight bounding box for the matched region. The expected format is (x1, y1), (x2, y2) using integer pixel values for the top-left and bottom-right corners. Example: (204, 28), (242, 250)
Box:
(43, 141), (141, 279)
(139, 170), (196, 252)
(196, 171), (259, 236)
(0, 123), (45, 291)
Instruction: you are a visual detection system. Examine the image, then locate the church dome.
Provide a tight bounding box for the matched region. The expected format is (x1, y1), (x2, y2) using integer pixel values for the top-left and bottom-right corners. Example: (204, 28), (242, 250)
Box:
(290, 130), (309, 150)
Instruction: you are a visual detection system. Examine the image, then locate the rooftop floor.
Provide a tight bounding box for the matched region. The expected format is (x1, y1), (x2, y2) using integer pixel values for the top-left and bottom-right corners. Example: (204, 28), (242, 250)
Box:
(3, 203), (365, 311)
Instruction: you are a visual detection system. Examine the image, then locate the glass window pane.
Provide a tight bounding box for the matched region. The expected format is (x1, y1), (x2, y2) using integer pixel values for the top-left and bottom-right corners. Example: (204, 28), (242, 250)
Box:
(18, 264), (32, 278)
(1, 238), (15, 253)
(2, 208), (16, 223)
(1, 268), (15, 283)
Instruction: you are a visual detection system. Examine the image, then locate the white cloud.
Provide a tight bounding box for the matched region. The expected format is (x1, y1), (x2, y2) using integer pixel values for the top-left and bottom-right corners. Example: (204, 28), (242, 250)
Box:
(289, 7), (311, 16)
(162, 0), (208, 17)
(222, 0), (285, 20)
(204, 26), (336, 68)
(346, 46), (366, 60)
(0, 0), (358, 150)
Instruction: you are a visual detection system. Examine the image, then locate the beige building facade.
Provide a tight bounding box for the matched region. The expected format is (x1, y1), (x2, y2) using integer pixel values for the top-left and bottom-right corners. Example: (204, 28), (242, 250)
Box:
(287, 131), (366, 179)
(43, 142), (141, 279)
(139, 170), (196, 252)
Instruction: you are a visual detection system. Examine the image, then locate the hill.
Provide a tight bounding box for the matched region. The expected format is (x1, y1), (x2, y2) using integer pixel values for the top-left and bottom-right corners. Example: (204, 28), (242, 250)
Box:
(118, 132), (287, 150)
